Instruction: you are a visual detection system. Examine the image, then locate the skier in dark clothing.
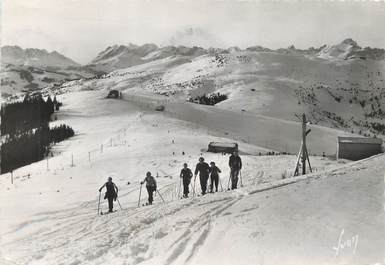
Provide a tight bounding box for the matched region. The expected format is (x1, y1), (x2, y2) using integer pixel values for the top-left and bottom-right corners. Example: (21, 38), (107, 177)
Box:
(209, 162), (221, 193)
(229, 151), (242, 189)
(141, 172), (157, 205)
(180, 163), (193, 198)
(194, 157), (210, 195)
(99, 177), (118, 212)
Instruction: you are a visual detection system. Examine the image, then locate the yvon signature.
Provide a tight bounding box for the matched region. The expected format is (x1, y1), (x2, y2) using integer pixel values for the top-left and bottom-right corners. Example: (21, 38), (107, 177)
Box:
(333, 229), (359, 257)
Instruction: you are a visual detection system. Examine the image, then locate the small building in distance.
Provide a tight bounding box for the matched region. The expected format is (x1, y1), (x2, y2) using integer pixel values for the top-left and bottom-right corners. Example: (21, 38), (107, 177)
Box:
(208, 142), (238, 154)
(337, 136), (383, 161)
(107, 90), (121, 99)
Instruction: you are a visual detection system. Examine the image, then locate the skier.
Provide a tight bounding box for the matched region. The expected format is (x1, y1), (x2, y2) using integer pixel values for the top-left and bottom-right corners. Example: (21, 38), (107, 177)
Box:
(194, 157), (210, 195)
(99, 177), (118, 213)
(209, 162), (221, 193)
(229, 150), (242, 189)
(141, 172), (157, 205)
(180, 163), (193, 198)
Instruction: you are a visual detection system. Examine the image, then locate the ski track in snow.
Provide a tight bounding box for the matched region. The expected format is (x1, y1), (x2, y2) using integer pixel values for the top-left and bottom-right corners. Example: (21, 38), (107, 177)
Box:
(1, 89), (384, 265)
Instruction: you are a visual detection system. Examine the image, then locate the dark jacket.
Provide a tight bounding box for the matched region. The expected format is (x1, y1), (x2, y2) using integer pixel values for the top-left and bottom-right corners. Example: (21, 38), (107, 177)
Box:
(195, 162), (210, 177)
(144, 175), (157, 189)
(210, 166), (221, 176)
(229, 155), (242, 170)
(99, 181), (118, 198)
(180, 168), (193, 182)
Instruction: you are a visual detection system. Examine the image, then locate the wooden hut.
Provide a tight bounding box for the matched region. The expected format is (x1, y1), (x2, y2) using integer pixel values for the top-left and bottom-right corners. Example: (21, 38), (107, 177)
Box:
(337, 136), (383, 161)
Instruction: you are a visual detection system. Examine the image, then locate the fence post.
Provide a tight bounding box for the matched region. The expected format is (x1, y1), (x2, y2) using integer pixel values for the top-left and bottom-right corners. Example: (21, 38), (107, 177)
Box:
(101, 144), (103, 153)
(71, 154), (74, 167)
(11, 171), (13, 184)
(88, 152), (91, 162)
(47, 157), (49, 171)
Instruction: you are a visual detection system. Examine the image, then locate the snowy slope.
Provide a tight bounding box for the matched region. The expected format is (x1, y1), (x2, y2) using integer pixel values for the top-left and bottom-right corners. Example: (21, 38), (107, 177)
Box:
(0, 64), (97, 97)
(318, 39), (362, 60)
(3, 39), (385, 137)
(1, 89), (384, 265)
(87, 45), (385, 137)
(87, 44), (207, 73)
(318, 39), (385, 60)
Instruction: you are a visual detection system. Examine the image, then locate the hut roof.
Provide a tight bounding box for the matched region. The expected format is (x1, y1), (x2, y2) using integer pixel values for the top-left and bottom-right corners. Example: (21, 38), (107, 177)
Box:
(338, 136), (383, 145)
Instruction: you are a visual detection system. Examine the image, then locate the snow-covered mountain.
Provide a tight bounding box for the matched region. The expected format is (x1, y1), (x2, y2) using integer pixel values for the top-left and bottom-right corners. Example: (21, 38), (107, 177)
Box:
(1, 46), (79, 68)
(318, 38), (385, 60)
(56, 39), (385, 139)
(1, 38), (385, 264)
(87, 43), (207, 73)
(0, 46), (98, 97)
(318, 39), (361, 60)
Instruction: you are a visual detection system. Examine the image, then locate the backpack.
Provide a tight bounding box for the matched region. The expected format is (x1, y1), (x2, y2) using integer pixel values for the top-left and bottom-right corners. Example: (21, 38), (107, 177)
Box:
(146, 176), (156, 187)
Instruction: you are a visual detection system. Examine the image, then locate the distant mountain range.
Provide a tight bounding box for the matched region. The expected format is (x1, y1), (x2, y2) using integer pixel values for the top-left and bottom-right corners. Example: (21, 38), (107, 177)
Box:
(1, 39), (385, 97)
(0, 46), (95, 97)
(87, 38), (385, 72)
(2, 39), (384, 71)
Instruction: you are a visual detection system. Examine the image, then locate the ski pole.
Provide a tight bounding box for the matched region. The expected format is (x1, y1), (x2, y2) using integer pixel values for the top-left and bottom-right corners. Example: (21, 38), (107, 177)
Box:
(178, 177), (182, 198)
(219, 176), (224, 192)
(192, 176), (197, 197)
(227, 172), (231, 190)
(138, 183), (143, 207)
(190, 182), (194, 197)
(117, 198), (123, 210)
(240, 170), (243, 187)
(97, 191), (101, 215)
(156, 190), (166, 203)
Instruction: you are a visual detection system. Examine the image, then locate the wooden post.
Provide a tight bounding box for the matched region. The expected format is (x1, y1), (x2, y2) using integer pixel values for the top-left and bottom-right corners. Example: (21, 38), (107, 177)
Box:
(71, 154), (74, 167)
(293, 113), (312, 177)
(11, 171), (13, 184)
(302, 114), (307, 175)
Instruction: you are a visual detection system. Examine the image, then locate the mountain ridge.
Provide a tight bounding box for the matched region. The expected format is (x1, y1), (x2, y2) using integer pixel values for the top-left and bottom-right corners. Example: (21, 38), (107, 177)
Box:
(1, 45), (80, 68)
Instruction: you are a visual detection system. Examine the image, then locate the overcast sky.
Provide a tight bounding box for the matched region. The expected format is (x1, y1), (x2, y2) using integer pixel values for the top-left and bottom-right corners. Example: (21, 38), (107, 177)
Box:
(2, 0), (385, 64)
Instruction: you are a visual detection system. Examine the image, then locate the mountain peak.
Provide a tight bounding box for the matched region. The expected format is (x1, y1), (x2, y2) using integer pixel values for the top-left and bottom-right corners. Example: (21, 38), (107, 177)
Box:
(341, 38), (358, 47)
(1, 46), (79, 67)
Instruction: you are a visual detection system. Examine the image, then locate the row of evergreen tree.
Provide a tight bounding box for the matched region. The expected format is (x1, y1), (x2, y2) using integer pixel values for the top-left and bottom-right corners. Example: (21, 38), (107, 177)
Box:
(1, 94), (61, 136)
(1, 93), (73, 173)
(1, 125), (75, 173)
(190, 93), (228, 106)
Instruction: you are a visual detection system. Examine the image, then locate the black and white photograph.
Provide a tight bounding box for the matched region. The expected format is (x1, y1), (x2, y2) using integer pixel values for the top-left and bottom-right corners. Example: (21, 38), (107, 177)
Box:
(0, 0), (384, 264)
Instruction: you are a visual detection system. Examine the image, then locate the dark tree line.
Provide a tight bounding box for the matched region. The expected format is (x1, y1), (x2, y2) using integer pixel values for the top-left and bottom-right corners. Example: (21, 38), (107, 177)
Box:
(190, 92), (228, 106)
(1, 94), (61, 136)
(1, 94), (72, 173)
(50, 125), (74, 143)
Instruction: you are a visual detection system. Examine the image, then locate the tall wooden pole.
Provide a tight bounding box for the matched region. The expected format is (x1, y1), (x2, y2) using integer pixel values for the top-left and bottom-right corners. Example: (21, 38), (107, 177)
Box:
(302, 114), (307, 175)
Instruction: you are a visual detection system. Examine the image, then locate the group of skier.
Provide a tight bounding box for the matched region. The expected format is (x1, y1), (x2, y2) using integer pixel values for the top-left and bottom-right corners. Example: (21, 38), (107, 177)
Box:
(184, 150), (242, 197)
(98, 151), (242, 212)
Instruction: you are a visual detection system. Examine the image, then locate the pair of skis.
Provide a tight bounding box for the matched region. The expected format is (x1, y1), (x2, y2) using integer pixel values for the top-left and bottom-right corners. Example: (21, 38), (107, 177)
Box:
(137, 183), (165, 208)
(97, 192), (123, 215)
(227, 169), (243, 190)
